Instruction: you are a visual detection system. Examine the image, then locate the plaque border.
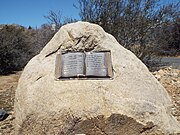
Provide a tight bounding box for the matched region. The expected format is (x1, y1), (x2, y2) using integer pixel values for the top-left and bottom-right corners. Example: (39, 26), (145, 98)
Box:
(55, 50), (114, 80)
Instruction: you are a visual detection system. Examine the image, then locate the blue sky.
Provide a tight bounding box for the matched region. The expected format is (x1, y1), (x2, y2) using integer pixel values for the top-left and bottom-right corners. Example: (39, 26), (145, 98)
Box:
(0, 0), (179, 28)
(0, 0), (80, 28)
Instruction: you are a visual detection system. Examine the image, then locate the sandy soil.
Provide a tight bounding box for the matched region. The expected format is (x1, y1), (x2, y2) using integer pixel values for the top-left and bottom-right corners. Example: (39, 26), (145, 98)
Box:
(0, 68), (179, 135)
(153, 67), (180, 121)
(0, 72), (21, 135)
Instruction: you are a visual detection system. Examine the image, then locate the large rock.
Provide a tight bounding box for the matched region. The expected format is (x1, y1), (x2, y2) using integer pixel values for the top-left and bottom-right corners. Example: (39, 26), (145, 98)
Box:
(14, 22), (180, 134)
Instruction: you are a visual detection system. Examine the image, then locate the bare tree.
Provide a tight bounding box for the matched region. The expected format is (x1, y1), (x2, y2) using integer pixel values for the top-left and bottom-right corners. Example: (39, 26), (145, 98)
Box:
(0, 25), (33, 74)
(0, 24), (56, 74)
(35, 24), (55, 52)
(78, 0), (180, 65)
(155, 18), (180, 56)
(44, 10), (62, 31)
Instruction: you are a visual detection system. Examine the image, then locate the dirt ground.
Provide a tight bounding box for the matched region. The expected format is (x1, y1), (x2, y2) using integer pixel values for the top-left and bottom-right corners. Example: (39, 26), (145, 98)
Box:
(0, 68), (179, 135)
(152, 67), (180, 121)
(0, 72), (21, 135)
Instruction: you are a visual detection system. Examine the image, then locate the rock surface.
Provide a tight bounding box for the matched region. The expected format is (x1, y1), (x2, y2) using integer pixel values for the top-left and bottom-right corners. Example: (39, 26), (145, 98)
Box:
(14, 22), (180, 134)
(0, 109), (9, 121)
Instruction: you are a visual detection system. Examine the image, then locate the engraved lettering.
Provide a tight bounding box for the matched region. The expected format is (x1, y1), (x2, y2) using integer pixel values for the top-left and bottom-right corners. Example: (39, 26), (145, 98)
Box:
(85, 52), (107, 76)
(61, 53), (84, 77)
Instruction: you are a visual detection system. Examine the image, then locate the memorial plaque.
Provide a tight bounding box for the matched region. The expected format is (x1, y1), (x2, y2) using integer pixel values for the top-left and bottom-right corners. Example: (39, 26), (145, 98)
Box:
(85, 52), (107, 77)
(55, 51), (113, 80)
(62, 53), (85, 77)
